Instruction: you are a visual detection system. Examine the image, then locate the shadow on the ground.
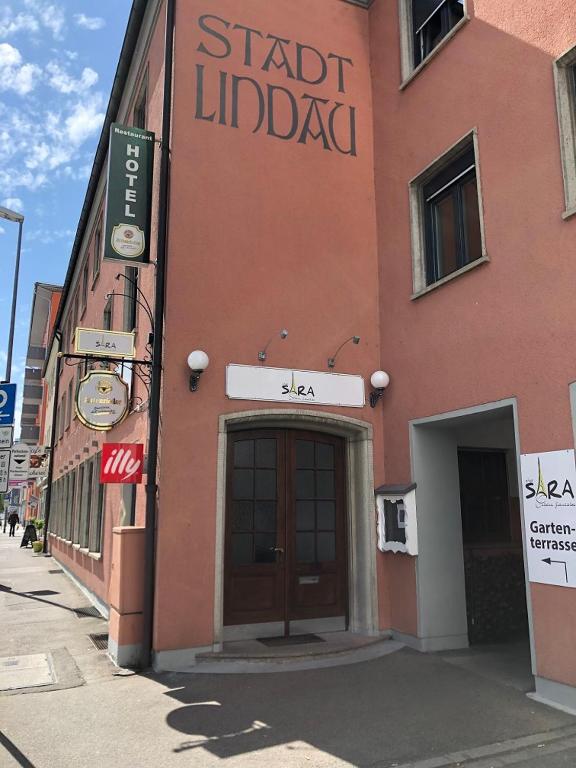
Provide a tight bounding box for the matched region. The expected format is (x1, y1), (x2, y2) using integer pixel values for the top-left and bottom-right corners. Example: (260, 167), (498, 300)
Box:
(0, 730), (37, 768)
(152, 648), (572, 767)
(0, 583), (83, 616)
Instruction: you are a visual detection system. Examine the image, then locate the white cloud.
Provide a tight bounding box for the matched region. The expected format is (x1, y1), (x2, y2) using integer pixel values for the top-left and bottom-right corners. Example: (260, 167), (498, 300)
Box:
(73, 14), (105, 31)
(27, 227), (74, 244)
(2, 197), (24, 212)
(0, 8), (40, 37)
(46, 62), (98, 94)
(0, 43), (41, 95)
(64, 93), (105, 145)
(0, 226), (5, 235)
(23, 0), (65, 40)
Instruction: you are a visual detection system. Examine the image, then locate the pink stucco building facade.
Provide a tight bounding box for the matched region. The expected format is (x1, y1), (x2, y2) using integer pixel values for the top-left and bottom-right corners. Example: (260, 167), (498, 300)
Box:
(46, 0), (576, 712)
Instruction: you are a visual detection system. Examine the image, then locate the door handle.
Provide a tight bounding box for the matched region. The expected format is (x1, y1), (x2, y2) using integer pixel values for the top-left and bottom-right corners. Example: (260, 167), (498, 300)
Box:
(269, 547), (284, 553)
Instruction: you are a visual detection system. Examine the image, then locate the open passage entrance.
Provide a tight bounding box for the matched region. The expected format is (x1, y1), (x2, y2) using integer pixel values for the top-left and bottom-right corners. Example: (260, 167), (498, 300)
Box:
(224, 429), (347, 636)
(412, 403), (533, 691)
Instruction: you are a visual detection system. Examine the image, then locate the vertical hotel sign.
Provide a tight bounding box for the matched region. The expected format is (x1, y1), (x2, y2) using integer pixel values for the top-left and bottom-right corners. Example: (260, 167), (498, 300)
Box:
(104, 123), (155, 266)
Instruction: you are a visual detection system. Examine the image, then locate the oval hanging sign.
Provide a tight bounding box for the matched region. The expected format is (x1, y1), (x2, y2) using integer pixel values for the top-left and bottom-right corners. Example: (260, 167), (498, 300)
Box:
(75, 371), (129, 431)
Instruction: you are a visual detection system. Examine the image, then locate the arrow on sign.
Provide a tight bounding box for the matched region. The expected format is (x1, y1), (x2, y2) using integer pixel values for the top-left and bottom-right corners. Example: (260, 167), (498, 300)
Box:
(542, 557), (568, 583)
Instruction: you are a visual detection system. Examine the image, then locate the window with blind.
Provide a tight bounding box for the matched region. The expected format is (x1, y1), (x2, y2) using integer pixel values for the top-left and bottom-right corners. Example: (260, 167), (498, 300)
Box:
(413, 0), (465, 67)
(410, 134), (486, 293)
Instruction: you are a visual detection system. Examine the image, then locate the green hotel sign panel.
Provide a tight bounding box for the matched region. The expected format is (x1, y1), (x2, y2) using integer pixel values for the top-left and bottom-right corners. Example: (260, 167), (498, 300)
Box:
(104, 123), (155, 266)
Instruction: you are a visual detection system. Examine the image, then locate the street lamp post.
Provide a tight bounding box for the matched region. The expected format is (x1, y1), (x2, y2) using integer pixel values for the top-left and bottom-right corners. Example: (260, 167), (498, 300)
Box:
(0, 205), (25, 384)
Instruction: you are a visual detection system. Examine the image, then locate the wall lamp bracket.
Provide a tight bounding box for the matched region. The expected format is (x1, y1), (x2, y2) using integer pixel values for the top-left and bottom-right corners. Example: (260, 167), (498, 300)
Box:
(258, 329), (288, 362)
(187, 350), (209, 392)
(369, 370), (390, 407)
(328, 336), (360, 369)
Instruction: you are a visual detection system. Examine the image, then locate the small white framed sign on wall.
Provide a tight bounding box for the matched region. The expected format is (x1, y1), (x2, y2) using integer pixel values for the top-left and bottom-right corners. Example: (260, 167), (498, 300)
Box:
(376, 483), (418, 556)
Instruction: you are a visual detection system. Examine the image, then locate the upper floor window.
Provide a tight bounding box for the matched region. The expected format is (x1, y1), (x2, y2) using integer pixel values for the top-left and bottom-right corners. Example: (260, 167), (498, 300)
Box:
(133, 80), (147, 130)
(123, 267), (138, 332)
(103, 295), (113, 331)
(554, 46), (576, 218)
(399, 0), (467, 83)
(413, 0), (464, 67)
(93, 215), (103, 280)
(410, 133), (486, 295)
(81, 261), (89, 316)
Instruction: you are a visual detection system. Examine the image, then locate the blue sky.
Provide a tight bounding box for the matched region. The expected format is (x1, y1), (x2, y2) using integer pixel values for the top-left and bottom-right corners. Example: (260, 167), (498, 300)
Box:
(0, 1), (132, 432)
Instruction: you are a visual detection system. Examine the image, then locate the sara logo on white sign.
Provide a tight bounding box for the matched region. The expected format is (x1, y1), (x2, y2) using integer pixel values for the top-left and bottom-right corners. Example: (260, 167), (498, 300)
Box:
(281, 372), (316, 401)
(524, 457), (575, 508)
(103, 446), (141, 482)
(111, 224), (145, 258)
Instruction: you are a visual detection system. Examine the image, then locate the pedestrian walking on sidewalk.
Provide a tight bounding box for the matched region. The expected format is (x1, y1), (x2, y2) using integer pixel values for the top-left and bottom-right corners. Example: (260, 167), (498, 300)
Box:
(8, 511), (19, 537)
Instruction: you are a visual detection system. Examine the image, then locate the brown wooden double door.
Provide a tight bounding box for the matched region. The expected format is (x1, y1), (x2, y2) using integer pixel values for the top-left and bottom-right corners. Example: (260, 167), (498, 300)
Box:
(224, 429), (348, 630)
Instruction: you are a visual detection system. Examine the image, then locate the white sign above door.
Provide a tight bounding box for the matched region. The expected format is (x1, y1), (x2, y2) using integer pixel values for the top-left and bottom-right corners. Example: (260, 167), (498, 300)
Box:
(226, 364), (365, 408)
(520, 449), (576, 589)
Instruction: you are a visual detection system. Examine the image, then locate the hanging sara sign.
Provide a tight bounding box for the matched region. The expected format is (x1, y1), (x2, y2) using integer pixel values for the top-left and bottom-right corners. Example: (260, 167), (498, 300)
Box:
(101, 443), (144, 484)
(75, 327), (136, 359)
(75, 371), (129, 431)
(103, 123), (155, 266)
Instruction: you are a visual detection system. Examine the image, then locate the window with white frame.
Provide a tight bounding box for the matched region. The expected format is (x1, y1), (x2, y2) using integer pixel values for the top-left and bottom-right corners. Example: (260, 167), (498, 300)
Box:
(399, 0), (467, 82)
(410, 132), (486, 294)
(554, 45), (576, 217)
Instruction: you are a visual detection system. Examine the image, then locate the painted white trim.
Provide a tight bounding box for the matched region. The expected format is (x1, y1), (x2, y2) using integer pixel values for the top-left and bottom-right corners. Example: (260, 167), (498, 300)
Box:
(409, 398), (537, 670)
(53, 557), (109, 619)
(108, 637), (141, 669)
(153, 645), (214, 673)
(530, 677), (576, 716)
(554, 45), (576, 215)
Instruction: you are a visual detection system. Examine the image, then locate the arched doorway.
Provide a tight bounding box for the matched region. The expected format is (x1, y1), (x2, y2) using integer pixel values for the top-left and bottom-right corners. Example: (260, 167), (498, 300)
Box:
(214, 410), (378, 644)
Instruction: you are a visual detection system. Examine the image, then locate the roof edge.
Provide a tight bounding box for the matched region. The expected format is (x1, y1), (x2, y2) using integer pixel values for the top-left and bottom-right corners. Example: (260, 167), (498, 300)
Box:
(48, 0), (149, 354)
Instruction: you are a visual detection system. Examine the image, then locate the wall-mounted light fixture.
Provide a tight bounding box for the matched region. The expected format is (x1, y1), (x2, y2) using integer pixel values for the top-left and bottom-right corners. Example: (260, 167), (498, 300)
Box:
(369, 370), (390, 407)
(188, 350), (209, 391)
(327, 336), (360, 370)
(258, 329), (288, 362)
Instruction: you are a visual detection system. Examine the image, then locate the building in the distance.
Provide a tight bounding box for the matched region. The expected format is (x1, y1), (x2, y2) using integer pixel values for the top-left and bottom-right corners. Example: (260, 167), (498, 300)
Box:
(18, 282), (62, 522)
(44, 0), (576, 713)
(21, 283), (62, 446)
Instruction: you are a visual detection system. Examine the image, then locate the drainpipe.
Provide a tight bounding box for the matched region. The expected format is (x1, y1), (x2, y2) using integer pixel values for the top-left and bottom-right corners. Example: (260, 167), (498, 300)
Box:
(141, 0), (176, 670)
(42, 335), (62, 554)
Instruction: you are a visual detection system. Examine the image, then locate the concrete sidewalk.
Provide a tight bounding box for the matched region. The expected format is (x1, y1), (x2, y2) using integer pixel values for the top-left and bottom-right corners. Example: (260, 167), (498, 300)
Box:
(1, 531), (575, 768)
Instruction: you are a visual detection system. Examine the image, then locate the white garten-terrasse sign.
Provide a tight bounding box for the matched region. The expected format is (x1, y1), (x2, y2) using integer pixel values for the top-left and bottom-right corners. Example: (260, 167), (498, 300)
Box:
(226, 364), (365, 408)
(520, 449), (576, 589)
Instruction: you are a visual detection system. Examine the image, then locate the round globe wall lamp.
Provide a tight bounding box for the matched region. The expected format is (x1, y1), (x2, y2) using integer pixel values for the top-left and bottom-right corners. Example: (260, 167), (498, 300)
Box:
(188, 350), (209, 391)
(369, 370), (390, 408)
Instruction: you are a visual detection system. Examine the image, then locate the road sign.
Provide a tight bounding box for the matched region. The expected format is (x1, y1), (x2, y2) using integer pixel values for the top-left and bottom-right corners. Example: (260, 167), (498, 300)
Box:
(0, 449), (9, 493)
(0, 383), (16, 426)
(520, 449), (576, 589)
(9, 443), (30, 481)
(0, 425), (13, 449)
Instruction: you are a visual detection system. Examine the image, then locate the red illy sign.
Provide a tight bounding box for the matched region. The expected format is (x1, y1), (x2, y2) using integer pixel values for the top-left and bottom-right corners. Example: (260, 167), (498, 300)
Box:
(101, 443), (144, 484)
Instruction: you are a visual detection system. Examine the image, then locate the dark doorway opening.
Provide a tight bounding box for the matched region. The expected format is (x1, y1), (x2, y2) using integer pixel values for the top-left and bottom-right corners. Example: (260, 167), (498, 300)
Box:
(458, 448), (529, 645)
